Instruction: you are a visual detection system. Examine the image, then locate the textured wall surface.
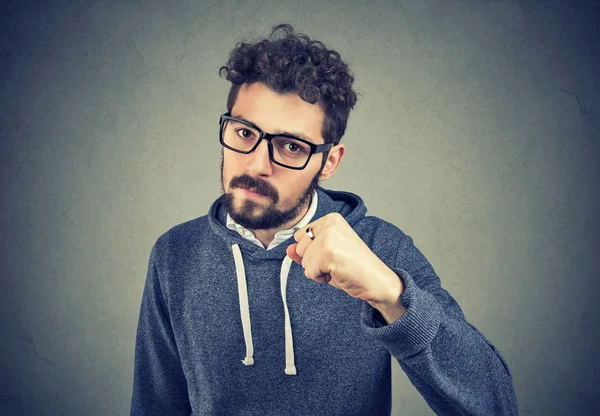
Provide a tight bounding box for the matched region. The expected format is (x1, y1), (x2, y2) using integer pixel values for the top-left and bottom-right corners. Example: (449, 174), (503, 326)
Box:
(1, 0), (599, 415)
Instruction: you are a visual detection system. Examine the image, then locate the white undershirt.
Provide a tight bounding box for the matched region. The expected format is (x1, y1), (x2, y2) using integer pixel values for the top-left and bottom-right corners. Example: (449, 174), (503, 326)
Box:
(226, 191), (318, 250)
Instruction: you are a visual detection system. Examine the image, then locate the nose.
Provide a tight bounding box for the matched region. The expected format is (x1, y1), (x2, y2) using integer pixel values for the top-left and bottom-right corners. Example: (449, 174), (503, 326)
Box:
(245, 139), (273, 177)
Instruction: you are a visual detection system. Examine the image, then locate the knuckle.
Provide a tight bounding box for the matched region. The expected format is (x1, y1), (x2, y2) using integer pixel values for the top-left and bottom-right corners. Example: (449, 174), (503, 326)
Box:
(334, 212), (345, 222)
(321, 246), (334, 263)
(304, 269), (315, 280)
(324, 213), (337, 226)
(324, 212), (345, 229)
(301, 257), (309, 270)
(321, 236), (336, 257)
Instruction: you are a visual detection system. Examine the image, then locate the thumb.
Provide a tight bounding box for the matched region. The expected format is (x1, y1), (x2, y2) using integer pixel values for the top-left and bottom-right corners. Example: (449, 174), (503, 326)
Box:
(286, 243), (303, 264)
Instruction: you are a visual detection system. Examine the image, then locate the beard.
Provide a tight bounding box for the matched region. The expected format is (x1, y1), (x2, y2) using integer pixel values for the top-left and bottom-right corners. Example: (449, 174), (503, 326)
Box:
(220, 155), (322, 231)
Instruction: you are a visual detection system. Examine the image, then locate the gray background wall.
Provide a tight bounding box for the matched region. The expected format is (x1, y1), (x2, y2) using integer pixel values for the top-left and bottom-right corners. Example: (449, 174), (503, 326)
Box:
(1, 0), (598, 415)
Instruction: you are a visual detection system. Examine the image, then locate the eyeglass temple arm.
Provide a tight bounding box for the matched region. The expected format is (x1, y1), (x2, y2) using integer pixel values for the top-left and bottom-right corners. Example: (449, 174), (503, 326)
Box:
(314, 143), (333, 154)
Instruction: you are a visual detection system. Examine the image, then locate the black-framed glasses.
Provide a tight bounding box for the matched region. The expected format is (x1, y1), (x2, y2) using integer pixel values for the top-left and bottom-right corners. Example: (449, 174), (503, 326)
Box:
(219, 113), (332, 170)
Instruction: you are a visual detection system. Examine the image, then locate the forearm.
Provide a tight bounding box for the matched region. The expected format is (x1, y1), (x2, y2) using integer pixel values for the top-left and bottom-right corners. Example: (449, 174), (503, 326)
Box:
(398, 315), (517, 415)
(362, 268), (517, 415)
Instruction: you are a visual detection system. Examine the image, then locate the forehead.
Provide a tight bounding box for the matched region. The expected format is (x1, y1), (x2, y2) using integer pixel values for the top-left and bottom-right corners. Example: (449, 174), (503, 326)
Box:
(231, 82), (325, 144)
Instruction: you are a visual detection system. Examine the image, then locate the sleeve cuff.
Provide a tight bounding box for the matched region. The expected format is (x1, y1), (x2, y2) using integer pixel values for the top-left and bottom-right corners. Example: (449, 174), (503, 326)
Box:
(361, 268), (442, 360)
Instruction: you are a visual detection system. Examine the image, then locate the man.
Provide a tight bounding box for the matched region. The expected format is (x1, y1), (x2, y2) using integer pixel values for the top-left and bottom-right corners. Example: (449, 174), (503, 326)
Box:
(131, 24), (518, 415)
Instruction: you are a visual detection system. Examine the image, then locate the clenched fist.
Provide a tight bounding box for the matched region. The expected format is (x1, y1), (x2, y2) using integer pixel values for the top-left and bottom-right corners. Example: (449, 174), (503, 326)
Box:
(286, 213), (406, 323)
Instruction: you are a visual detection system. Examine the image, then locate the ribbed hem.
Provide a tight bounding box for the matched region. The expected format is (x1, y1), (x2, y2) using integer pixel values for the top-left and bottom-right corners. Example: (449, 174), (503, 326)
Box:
(361, 268), (441, 360)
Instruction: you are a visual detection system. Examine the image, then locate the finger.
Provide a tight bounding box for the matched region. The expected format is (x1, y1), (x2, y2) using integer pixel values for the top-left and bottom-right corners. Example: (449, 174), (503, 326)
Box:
(286, 243), (302, 264)
(306, 271), (332, 285)
(304, 269), (330, 284)
(293, 225), (312, 243)
(294, 230), (315, 259)
(328, 277), (342, 289)
(301, 248), (330, 284)
(293, 216), (328, 243)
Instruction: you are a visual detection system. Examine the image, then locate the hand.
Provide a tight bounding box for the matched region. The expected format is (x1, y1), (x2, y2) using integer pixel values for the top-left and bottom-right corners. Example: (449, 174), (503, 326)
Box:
(286, 213), (406, 322)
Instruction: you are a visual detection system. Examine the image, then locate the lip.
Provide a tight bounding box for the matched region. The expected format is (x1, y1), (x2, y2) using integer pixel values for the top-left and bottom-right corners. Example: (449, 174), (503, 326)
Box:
(237, 187), (267, 199)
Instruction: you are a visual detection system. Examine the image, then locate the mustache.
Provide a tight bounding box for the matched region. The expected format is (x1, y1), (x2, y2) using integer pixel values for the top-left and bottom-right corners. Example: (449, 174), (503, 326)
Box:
(230, 174), (279, 203)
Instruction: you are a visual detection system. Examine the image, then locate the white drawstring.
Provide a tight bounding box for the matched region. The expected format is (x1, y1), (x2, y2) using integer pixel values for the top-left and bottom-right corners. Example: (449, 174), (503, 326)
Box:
(232, 244), (254, 366)
(280, 255), (297, 375)
(231, 244), (297, 375)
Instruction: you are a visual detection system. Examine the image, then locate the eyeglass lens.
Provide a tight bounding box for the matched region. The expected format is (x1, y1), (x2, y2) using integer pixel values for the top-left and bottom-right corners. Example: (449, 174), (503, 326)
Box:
(221, 119), (311, 168)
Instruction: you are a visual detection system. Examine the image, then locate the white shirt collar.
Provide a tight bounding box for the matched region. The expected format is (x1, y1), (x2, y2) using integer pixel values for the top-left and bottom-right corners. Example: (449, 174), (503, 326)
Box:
(226, 190), (318, 250)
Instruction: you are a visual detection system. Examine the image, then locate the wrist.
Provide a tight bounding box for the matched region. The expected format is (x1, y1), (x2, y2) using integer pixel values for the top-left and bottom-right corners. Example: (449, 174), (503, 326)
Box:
(369, 295), (406, 324)
(368, 267), (406, 324)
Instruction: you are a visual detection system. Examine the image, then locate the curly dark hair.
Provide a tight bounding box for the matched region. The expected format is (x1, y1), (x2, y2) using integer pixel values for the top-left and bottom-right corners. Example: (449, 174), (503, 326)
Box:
(219, 24), (357, 145)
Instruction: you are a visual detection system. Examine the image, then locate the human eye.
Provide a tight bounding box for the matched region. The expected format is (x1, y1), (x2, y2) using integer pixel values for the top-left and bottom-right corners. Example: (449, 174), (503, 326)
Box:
(280, 140), (309, 155)
(235, 128), (256, 141)
(286, 142), (305, 153)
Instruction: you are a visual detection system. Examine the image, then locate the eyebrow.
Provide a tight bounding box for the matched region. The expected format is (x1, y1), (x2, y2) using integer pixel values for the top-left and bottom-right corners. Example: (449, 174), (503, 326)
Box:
(231, 114), (317, 143)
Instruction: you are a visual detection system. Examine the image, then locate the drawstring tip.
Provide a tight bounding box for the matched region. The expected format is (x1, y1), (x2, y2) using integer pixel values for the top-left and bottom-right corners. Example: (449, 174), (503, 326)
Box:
(242, 357), (254, 366)
(284, 365), (297, 376)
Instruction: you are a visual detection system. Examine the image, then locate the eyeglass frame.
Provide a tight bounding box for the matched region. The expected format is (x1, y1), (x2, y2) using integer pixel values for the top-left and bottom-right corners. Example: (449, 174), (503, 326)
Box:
(219, 112), (333, 170)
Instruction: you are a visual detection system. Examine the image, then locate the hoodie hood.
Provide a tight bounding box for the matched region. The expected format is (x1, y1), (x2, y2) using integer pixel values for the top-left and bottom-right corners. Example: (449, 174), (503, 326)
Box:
(206, 186), (367, 375)
(207, 186), (367, 258)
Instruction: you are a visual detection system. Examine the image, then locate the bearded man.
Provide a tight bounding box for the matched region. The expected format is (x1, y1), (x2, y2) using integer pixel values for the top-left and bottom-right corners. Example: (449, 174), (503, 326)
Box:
(131, 24), (518, 416)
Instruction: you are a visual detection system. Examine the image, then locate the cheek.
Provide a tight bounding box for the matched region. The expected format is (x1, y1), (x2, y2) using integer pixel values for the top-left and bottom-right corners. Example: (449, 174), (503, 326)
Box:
(222, 153), (241, 185)
(277, 173), (312, 201)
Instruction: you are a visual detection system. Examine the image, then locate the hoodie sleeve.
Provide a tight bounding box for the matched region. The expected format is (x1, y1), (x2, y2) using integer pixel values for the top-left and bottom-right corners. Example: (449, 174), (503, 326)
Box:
(131, 242), (192, 416)
(361, 231), (518, 416)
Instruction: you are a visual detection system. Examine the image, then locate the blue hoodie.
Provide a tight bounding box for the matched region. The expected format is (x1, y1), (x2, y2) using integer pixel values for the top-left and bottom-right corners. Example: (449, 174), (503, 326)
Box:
(131, 187), (517, 415)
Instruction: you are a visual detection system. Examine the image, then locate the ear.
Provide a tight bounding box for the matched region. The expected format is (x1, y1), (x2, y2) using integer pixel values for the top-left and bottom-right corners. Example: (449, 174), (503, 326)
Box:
(319, 144), (345, 181)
